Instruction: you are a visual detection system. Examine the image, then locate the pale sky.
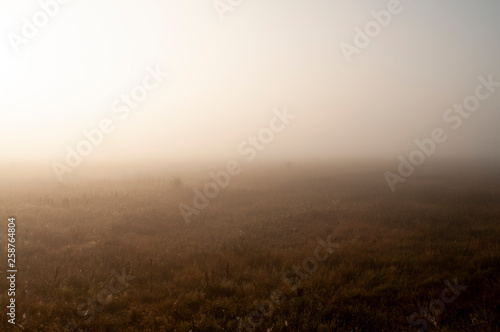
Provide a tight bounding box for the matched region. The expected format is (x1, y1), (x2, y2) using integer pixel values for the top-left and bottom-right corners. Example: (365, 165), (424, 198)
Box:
(1, 0), (499, 169)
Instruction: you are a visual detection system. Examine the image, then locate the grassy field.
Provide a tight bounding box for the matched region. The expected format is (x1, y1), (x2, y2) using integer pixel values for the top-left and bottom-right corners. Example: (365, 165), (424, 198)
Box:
(1, 163), (499, 331)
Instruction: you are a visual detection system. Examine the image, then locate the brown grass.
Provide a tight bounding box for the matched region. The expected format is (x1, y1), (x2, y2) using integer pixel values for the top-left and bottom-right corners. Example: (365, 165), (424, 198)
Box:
(0, 163), (499, 331)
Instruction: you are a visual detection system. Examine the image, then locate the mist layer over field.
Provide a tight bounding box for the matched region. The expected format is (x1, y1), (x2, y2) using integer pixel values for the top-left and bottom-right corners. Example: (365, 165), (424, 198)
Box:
(2, 0), (500, 331)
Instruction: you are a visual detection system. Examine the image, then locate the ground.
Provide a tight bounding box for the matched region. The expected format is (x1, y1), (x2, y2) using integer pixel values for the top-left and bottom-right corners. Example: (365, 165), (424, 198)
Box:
(0, 163), (499, 331)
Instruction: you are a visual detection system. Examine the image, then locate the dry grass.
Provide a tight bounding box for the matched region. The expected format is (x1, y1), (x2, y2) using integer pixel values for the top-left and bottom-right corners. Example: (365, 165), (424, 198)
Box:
(0, 163), (499, 331)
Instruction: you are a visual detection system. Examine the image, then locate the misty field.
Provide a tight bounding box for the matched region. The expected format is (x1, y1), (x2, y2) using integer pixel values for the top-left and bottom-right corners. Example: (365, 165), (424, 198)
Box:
(1, 163), (499, 331)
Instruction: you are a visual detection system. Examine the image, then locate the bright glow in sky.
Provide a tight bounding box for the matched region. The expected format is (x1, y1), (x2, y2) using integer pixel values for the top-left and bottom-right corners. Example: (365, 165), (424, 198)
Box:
(1, 0), (499, 167)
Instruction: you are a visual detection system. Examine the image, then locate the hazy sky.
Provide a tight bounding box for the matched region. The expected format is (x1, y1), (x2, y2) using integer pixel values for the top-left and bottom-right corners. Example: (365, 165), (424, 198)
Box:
(1, 0), (499, 168)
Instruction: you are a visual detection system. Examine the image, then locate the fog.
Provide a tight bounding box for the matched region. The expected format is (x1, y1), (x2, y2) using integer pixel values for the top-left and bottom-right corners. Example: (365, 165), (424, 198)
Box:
(1, 0), (500, 175)
(2, 2), (500, 330)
